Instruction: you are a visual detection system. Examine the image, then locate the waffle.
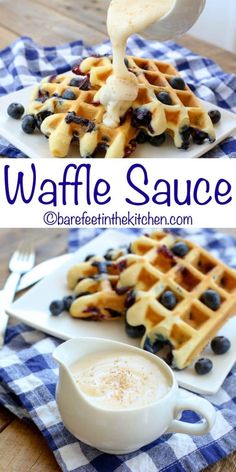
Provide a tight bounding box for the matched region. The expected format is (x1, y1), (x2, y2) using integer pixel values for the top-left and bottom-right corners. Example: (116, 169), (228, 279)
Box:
(116, 231), (236, 369)
(80, 56), (216, 149)
(27, 55), (216, 158)
(27, 62), (137, 158)
(67, 256), (127, 321)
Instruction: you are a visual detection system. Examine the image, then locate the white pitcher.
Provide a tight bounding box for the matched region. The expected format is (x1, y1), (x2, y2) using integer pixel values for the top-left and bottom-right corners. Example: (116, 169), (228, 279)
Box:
(145, 0), (206, 40)
(53, 337), (216, 455)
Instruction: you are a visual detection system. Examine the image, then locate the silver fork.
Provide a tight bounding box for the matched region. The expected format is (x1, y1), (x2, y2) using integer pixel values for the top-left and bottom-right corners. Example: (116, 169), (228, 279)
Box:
(0, 244), (35, 347)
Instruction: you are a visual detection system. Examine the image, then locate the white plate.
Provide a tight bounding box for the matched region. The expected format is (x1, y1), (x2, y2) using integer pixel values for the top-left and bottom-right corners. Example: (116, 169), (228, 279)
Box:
(7, 230), (236, 395)
(0, 86), (235, 158)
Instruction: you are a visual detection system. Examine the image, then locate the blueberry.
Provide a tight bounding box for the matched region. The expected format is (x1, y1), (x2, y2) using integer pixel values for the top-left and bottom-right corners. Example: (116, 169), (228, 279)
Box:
(70, 77), (84, 87)
(35, 110), (53, 129)
(124, 57), (130, 68)
(191, 129), (208, 145)
(92, 260), (108, 274)
(116, 285), (132, 295)
(149, 133), (166, 147)
(143, 337), (158, 353)
(80, 77), (91, 91)
(128, 243), (133, 254)
(72, 64), (82, 75)
(169, 77), (186, 90)
(166, 350), (174, 367)
(63, 295), (75, 311)
(104, 248), (115, 261)
(62, 90), (76, 100)
(126, 290), (136, 309)
(49, 300), (64, 316)
(94, 143), (108, 156)
(195, 358), (213, 375)
(36, 90), (49, 103)
(172, 242), (189, 257)
(21, 115), (36, 134)
(106, 308), (121, 318)
(131, 108), (152, 128)
(136, 130), (148, 144)
(84, 254), (95, 262)
(179, 141), (190, 151)
(143, 336), (165, 354)
(69, 76), (91, 91)
(201, 290), (221, 311)
(157, 92), (173, 106)
(181, 126), (191, 138)
(180, 126), (191, 149)
(125, 320), (145, 338)
(208, 110), (221, 125)
(160, 291), (177, 310)
(211, 336), (231, 355)
(7, 102), (25, 119)
(118, 261), (128, 273)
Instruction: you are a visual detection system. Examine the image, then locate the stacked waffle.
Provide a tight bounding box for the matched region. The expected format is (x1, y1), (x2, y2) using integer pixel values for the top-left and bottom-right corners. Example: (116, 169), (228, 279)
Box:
(27, 55), (217, 158)
(65, 232), (236, 369)
(67, 249), (128, 321)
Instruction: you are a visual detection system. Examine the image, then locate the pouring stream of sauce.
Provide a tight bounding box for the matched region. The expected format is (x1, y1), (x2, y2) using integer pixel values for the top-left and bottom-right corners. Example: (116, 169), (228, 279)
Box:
(99, 0), (175, 127)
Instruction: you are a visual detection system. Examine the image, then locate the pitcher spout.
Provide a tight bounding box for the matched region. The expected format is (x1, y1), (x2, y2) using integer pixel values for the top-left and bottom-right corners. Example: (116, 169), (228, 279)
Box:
(53, 344), (67, 368)
(53, 338), (83, 369)
(53, 337), (109, 369)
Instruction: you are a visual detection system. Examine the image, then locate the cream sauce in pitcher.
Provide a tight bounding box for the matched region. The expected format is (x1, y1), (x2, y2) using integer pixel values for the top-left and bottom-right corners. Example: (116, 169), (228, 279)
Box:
(100, 0), (175, 127)
(71, 350), (170, 410)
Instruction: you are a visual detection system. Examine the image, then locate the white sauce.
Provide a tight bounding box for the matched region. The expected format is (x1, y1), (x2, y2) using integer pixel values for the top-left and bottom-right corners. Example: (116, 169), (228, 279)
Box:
(100, 0), (175, 127)
(71, 351), (170, 410)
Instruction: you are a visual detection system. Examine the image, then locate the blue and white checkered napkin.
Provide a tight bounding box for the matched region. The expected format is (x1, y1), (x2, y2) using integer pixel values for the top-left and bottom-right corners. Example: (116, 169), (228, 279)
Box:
(0, 228), (236, 472)
(0, 35), (236, 158)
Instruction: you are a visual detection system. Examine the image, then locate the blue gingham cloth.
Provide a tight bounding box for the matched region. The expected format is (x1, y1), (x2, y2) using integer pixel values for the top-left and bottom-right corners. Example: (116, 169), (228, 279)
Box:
(0, 228), (236, 472)
(0, 36), (236, 158)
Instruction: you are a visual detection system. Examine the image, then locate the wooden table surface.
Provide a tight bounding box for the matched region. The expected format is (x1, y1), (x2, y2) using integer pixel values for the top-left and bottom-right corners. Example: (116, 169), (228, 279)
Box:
(0, 0), (236, 470)
(0, 0), (236, 74)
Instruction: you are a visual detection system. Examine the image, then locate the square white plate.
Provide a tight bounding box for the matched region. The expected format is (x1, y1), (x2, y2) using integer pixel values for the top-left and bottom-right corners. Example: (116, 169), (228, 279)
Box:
(7, 230), (236, 395)
(0, 86), (235, 158)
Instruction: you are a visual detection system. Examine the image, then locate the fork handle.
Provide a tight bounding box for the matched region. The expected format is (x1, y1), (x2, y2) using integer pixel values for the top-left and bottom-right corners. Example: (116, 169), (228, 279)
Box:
(0, 272), (21, 346)
(2, 272), (21, 304)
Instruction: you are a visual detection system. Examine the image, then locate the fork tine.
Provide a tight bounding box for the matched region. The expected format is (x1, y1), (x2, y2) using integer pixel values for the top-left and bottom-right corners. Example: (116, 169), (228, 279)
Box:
(9, 243), (35, 272)
(18, 244), (34, 258)
(10, 250), (20, 263)
(28, 252), (35, 264)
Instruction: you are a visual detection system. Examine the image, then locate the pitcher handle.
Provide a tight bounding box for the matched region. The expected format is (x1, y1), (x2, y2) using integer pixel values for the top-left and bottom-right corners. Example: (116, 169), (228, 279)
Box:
(167, 395), (216, 436)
